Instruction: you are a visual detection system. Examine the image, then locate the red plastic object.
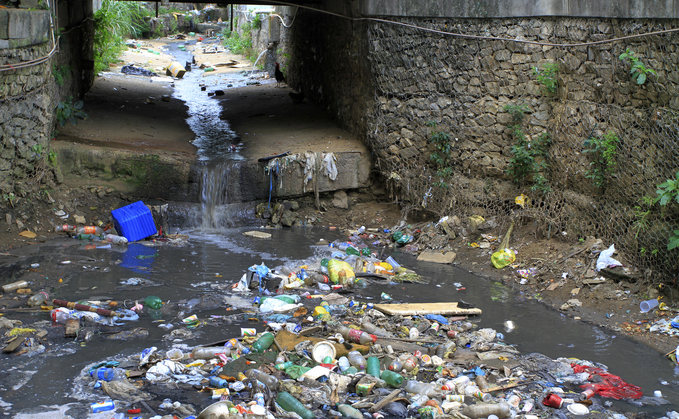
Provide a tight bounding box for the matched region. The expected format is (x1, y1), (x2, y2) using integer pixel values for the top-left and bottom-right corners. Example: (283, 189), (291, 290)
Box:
(571, 364), (643, 400)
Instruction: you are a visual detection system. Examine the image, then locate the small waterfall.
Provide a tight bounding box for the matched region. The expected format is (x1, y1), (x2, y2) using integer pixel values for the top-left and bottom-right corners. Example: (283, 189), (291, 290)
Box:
(200, 162), (241, 229)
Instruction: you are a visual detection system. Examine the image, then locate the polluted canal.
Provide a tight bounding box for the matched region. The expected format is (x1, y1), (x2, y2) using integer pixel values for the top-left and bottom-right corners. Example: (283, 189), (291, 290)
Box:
(2, 41), (679, 419)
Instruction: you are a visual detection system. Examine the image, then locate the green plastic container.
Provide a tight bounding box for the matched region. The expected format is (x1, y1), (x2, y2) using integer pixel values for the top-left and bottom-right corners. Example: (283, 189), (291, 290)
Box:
(276, 391), (314, 419)
(251, 332), (274, 353)
(366, 356), (380, 377)
(380, 370), (404, 387)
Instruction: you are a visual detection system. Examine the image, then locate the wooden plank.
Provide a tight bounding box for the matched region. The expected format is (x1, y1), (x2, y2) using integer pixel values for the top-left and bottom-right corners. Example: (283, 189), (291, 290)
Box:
(374, 302), (481, 316)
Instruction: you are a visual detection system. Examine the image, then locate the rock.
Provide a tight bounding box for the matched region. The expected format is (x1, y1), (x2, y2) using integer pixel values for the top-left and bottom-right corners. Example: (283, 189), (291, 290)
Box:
(280, 209), (298, 227)
(333, 191), (349, 209)
(243, 231), (271, 239)
(5, 213), (10, 225)
(417, 250), (456, 264)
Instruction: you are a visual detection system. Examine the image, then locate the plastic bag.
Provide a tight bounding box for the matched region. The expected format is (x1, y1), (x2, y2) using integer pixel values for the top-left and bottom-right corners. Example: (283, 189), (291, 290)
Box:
(596, 244), (622, 271)
(327, 259), (355, 285)
(491, 248), (516, 269)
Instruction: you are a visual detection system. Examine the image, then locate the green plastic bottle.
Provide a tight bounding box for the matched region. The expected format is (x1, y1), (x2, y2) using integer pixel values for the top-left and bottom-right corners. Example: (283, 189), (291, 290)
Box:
(276, 391), (314, 419)
(144, 295), (162, 309)
(346, 246), (360, 256)
(251, 332), (275, 353)
(380, 370), (404, 387)
(366, 356), (380, 377)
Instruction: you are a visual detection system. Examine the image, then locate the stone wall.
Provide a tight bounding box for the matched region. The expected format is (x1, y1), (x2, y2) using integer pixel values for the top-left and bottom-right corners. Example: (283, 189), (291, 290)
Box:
(363, 16), (679, 275)
(0, 1), (93, 198)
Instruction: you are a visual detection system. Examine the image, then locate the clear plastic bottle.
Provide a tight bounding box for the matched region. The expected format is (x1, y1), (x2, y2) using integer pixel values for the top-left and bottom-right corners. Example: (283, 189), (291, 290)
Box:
(276, 391), (314, 419)
(75, 226), (105, 235)
(338, 326), (376, 345)
(337, 356), (351, 372)
(105, 234), (128, 245)
(388, 358), (402, 372)
(190, 346), (231, 359)
(461, 402), (511, 419)
(337, 404), (363, 419)
(401, 355), (418, 372)
(347, 350), (367, 370)
(55, 225), (76, 232)
(90, 367), (128, 381)
(27, 291), (49, 306)
(226, 338), (250, 354)
(51, 307), (77, 323)
(246, 369), (279, 390)
(360, 320), (393, 337)
(408, 394), (429, 410)
(404, 380), (438, 397)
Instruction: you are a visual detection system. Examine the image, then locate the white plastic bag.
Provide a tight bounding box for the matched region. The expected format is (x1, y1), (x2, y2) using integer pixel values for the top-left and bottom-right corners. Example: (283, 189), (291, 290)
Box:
(596, 244), (622, 271)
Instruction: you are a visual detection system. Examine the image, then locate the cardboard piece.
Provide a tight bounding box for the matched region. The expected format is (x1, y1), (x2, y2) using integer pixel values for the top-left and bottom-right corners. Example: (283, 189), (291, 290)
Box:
(374, 302), (482, 316)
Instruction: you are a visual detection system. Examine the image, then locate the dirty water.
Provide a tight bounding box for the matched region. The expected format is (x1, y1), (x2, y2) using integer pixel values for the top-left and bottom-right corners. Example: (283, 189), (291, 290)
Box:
(2, 39), (679, 418)
(1, 228), (679, 417)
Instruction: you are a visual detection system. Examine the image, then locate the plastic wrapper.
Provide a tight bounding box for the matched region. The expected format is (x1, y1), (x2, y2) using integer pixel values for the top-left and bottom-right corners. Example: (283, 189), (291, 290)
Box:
(491, 248), (515, 269)
(328, 259), (355, 285)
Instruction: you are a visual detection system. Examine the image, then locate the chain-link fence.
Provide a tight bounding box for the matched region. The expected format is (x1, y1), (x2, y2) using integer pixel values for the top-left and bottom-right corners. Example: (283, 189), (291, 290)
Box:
(365, 17), (679, 279)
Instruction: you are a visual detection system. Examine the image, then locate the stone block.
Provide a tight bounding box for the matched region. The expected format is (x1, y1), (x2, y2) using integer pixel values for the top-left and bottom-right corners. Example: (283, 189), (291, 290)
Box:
(417, 250), (456, 264)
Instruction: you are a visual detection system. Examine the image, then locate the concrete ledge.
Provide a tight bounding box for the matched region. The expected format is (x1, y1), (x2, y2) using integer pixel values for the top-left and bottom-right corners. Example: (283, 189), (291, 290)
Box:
(360, 0), (679, 19)
(0, 9), (49, 43)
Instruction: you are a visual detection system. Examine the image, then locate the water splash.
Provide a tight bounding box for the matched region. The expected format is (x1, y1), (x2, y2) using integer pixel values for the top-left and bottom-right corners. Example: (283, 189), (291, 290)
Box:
(200, 162), (241, 229)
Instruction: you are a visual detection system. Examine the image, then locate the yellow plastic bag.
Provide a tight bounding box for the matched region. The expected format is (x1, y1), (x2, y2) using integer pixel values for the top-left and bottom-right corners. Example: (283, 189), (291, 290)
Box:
(491, 248), (516, 269)
(328, 259), (355, 285)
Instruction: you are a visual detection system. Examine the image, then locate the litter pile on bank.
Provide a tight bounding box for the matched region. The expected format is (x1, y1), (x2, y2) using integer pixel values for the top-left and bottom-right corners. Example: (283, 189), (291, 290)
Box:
(66, 230), (673, 419)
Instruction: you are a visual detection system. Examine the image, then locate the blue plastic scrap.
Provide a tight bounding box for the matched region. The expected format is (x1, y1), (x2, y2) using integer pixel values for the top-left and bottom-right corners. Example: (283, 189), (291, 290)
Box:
(424, 314), (449, 324)
(249, 263), (270, 278)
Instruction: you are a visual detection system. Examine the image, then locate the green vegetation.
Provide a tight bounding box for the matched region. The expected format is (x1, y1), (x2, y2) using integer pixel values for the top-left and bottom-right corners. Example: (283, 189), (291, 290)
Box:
(633, 196), (655, 239)
(504, 104), (552, 194)
(532, 63), (558, 94)
(619, 48), (656, 85)
(56, 97), (87, 127)
(52, 64), (71, 86)
(93, 0), (147, 73)
(426, 121), (453, 188)
(651, 171), (679, 251)
(223, 18), (255, 60)
(252, 13), (263, 30)
(583, 130), (619, 189)
(2, 193), (17, 208)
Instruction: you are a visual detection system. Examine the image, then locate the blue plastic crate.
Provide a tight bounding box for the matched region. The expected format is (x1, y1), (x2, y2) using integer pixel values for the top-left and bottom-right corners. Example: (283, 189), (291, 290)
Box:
(111, 201), (157, 242)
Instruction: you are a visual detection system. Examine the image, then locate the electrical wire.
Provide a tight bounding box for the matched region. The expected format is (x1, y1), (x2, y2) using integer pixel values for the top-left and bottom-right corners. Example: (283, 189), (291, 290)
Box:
(265, 0), (679, 48)
(269, 7), (298, 28)
(0, 0), (58, 72)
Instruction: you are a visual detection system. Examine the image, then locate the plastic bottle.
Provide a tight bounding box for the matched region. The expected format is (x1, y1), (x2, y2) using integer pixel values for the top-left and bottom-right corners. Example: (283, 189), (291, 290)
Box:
(75, 226), (105, 235)
(51, 307), (77, 324)
(190, 346), (231, 359)
(27, 291), (49, 306)
(337, 356), (350, 372)
(345, 246), (361, 256)
(276, 391), (314, 419)
(404, 380), (438, 397)
(408, 394), (429, 410)
(338, 326), (376, 345)
(226, 338), (250, 355)
(251, 332), (275, 353)
(401, 355), (418, 372)
(366, 356), (380, 377)
(388, 358), (403, 372)
(476, 375), (489, 391)
(55, 225), (76, 232)
(360, 320), (393, 337)
(347, 350), (367, 370)
(461, 402), (512, 419)
(105, 234), (128, 244)
(2, 280), (29, 293)
(209, 376), (228, 388)
(246, 369), (279, 389)
(90, 367), (128, 381)
(380, 370), (404, 387)
(337, 404), (363, 419)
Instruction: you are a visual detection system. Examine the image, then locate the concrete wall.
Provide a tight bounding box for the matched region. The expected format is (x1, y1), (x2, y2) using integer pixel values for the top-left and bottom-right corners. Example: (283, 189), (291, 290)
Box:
(361, 0), (679, 18)
(0, 0), (93, 197)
